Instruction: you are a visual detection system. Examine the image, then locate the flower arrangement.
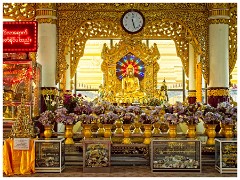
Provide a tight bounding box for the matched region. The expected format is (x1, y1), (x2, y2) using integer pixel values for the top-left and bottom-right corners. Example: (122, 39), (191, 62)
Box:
(179, 103), (203, 125)
(203, 112), (222, 124)
(139, 113), (152, 124)
(55, 107), (79, 125)
(162, 102), (173, 113)
(38, 110), (56, 126)
(41, 89), (59, 111)
(92, 104), (105, 115)
(80, 114), (96, 124)
(221, 117), (234, 125)
(62, 94), (83, 113)
(173, 101), (185, 115)
(100, 100), (115, 112)
(164, 113), (183, 124)
(202, 104), (216, 115)
(217, 102), (237, 125)
(126, 106), (142, 115)
(121, 112), (135, 124)
(113, 106), (126, 115)
(99, 112), (119, 124)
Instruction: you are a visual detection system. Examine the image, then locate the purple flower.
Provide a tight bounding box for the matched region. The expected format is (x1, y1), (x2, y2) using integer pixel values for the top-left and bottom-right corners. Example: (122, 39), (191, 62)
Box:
(80, 114), (96, 124)
(203, 112), (222, 124)
(38, 110), (56, 126)
(139, 113), (152, 124)
(122, 112), (135, 124)
(99, 112), (119, 124)
(92, 105), (105, 115)
(164, 113), (181, 124)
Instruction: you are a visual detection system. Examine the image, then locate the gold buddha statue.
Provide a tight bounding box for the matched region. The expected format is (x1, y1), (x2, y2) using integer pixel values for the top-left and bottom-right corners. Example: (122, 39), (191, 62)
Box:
(116, 64), (145, 103)
(159, 78), (168, 102)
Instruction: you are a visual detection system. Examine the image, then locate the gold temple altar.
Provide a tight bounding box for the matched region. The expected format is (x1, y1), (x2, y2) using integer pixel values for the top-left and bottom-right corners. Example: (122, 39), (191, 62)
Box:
(100, 38), (161, 104)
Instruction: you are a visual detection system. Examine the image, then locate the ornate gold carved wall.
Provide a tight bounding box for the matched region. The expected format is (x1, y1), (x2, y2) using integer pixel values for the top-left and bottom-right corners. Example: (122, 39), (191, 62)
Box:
(3, 3), (36, 21)
(3, 3), (236, 87)
(229, 4), (237, 75)
(57, 3), (209, 87)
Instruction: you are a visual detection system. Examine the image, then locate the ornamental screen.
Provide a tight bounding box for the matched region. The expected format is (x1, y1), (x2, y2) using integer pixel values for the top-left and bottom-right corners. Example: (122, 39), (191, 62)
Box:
(116, 53), (145, 81)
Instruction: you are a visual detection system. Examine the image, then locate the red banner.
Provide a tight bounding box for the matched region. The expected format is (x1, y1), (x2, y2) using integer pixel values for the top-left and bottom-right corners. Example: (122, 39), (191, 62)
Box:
(3, 21), (38, 52)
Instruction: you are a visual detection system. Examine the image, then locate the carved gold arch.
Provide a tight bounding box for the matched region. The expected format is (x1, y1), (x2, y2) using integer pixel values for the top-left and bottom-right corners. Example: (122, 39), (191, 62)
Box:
(229, 5), (237, 74)
(101, 38), (160, 98)
(62, 18), (202, 90)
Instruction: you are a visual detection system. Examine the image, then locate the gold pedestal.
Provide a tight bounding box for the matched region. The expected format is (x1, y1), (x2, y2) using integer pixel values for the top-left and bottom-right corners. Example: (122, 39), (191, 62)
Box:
(152, 122), (161, 135)
(114, 119), (123, 134)
(143, 124), (152, 145)
(224, 124), (234, 138)
(97, 123), (104, 137)
(206, 124), (217, 145)
(82, 124), (93, 138)
(65, 124), (75, 144)
(44, 125), (53, 138)
(122, 124), (132, 144)
(168, 124), (177, 138)
(133, 121), (142, 134)
(103, 124), (112, 138)
(186, 124), (196, 138)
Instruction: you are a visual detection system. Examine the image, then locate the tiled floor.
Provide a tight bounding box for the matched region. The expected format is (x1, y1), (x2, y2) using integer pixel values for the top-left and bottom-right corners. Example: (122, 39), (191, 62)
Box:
(3, 165), (237, 177)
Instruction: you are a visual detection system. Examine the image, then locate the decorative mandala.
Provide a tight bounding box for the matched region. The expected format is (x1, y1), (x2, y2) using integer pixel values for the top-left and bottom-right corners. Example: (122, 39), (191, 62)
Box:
(116, 53), (145, 80)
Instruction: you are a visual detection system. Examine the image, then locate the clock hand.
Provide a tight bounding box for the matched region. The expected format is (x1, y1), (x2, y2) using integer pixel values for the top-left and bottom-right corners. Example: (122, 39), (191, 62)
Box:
(132, 19), (136, 29)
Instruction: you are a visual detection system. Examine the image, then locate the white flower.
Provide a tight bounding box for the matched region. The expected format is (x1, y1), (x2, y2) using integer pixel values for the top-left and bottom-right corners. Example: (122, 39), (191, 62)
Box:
(51, 101), (57, 106)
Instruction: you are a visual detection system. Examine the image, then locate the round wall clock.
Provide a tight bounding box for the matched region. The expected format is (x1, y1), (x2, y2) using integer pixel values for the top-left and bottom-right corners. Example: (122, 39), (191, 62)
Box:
(121, 9), (145, 34)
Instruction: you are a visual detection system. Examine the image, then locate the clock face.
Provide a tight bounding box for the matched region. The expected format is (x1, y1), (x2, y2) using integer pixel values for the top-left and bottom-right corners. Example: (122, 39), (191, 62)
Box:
(121, 10), (145, 34)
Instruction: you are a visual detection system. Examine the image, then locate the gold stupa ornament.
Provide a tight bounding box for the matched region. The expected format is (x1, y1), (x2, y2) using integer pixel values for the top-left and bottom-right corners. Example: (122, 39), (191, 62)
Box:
(10, 95), (36, 138)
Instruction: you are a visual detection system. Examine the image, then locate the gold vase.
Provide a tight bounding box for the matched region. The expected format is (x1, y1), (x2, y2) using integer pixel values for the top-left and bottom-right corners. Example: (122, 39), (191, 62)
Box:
(186, 124), (196, 138)
(143, 124), (152, 145)
(152, 122), (161, 135)
(224, 124), (234, 138)
(97, 122), (104, 137)
(65, 124), (75, 144)
(133, 121), (142, 134)
(103, 124), (112, 138)
(206, 124), (217, 145)
(82, 124), (93, 139)
(168, 124), (177, 138)
(219, 121), (225, 136)
(44, 125), (53, 138)
(114, 119), (123, 134)
(122, 124), (132, 144)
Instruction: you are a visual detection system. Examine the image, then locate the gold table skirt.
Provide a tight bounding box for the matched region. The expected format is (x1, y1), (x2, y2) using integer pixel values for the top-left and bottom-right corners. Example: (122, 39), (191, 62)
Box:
(3, 139), (35, 176)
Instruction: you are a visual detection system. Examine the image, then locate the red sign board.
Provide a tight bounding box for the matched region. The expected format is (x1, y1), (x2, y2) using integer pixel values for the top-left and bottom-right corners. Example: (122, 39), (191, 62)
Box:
(3, 21), (38, 52)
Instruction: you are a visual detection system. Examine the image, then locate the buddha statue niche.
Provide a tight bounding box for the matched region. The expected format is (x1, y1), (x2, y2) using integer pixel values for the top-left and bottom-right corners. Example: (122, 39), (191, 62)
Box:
(116, 64), (145, 103)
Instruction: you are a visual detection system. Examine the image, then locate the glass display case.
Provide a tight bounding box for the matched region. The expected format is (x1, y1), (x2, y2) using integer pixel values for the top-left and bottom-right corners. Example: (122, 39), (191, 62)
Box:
(83, 138), (111, 173)
(151, 139), (201, 172)
(34, 138), (65, 173)
(3, 59), (33, 138)
(215, 138), (237, 173)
